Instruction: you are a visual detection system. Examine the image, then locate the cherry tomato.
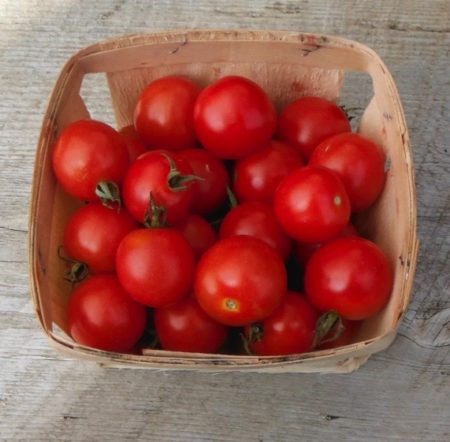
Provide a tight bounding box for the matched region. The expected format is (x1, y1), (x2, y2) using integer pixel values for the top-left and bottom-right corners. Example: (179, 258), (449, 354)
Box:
(52, 120), (129, 200)
(119, 125), (148, 161)
(309, 133), (386, 212)
(233, 140), (304, 204)
(219, 201), (291, 260)
(68, 275), (146, 352)
(244, 292), (319, 356)
(134, 76), (200, 150)
(122, 150), (196, 225)
(63, 203), (138, 273)
(155, 296), (228, 353)
(305, 237), (393, 320)
(317, 319), (360, 350)
(195, 236), (287, 326)
(116, 228), (195, 308)
(178, 148), (230, 215)
(194, 76), (276, 159)
(274, 165), (350, 243)
(295, 223), (358, 266)
(176, 214), (217, 260)
(277, 97), (351, 160)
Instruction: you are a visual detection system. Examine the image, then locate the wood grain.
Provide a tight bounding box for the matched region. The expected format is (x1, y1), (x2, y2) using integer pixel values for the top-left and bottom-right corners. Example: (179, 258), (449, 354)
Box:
(0, 0), (449, 440)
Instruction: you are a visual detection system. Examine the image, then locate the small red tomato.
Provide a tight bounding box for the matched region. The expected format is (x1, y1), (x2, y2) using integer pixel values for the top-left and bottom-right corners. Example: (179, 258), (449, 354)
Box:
(305, 237), (393, 320)
(155, 296), (228, 353)
(116, 228), (195, 308)
(63, 203), (138, 273)
(134, 76), (200, 150)
(68, 275), (146, 352)
(195, 236), (287, 326)
(309, 133), (386, 212)
(274, 166), (351, 243)
(122, 150), (196, 225)
(194, 76), (276, 159)
(178, 148), (230, 215)
(233, 140), (304, 204)
(119, 125), (148, 161)
(219, 201), (292, 260)
(295, 223), (358, 266)
(176, 214), (217, 260)
(277, 97), (351, 160)
(317, 319), (360, 350)
(52, 120), (129, 200)
(244, 292), (319, 356)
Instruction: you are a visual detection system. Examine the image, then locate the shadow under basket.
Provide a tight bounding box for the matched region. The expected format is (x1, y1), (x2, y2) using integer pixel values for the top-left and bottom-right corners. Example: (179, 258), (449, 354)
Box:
(29, 30), (418, 373)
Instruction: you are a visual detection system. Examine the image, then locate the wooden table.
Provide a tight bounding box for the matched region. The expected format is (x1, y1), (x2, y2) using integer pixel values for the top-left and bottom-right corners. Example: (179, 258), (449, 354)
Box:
(1, 1), (449, 440)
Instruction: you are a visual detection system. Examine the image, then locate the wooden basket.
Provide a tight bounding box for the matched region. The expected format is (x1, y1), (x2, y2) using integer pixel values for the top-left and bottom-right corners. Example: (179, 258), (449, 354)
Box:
(28, 30), (418, 373)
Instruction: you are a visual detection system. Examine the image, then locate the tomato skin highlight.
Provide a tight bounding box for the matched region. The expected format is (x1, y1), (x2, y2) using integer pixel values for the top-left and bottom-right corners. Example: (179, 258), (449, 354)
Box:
(116, 228), (195, 308)
(134, 76), (200, 150)
(52, 120), (129, 200)
(68, 275), (146, 353)
(245, 292), (319, 356)
(305, 237), (393, 320)
(155, 297), (228, 353)
(277, 96), (351, 160)
(274, 165), (351, 243)
(63, 203), (138, 273)
(194, 76), (277, 159)
(233, 140), (304, 204)
(219, 201), (292, 260)
(195, 236), (287, 326)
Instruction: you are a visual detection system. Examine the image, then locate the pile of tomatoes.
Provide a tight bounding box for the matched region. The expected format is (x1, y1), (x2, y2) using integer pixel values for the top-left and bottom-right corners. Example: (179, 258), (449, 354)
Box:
(52, 75), (393, 356)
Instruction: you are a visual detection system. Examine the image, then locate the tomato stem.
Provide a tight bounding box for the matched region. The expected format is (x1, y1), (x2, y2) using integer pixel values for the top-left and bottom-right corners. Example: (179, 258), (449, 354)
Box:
(95, 181), (122, 209)
(58, 247), (89, 285)
(241, 322), (264, 356)
(226, 186), (238, 208)
(143, 192), (167, 228)
(313, 310), (345, 348)
(161, 153), (203, 192)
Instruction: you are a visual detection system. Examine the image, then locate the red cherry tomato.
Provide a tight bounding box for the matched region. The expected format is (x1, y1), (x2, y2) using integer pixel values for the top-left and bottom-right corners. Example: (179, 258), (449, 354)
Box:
(309, 133), (386, 212)
(277, 97), (351, 160)
(122, 150), (195, 225)
(194, 76), (276, 159)
(155, 296), (228, 353)
(274, 165), (350, 243)
(63, 203), (138, 273)
(119, 125), (148, 161)
(134, 76), (200, 150)
(318, 319), (360, 350)
(244, 292), (319, 356)
(52, 120), (129, 200)
(178, 148), (230, 215)
(176, 214), (217, 260)
(195, 236), (287, 326)
(219, 201), (292, 260)
(305, 237), (393, 320)
(68, 275), (146, 352)
(116, 228), (195, 308)
(233, 140), (304, 204)
(295, 223), (358, 266)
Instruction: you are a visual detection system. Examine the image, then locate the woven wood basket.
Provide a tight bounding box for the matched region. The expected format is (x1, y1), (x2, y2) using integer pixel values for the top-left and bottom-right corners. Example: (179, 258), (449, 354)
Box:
(29, 30), (418, 373)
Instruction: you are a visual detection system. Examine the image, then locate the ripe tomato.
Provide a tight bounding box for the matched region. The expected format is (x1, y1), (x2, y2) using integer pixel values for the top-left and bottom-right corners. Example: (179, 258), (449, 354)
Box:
(122, 150), (196, 225)
(244, 292), (319, 356)
(305, 237), (393, 320)
(233, 140), (304, 204)
(176, 214), (217, 260)
(194, 76), (276, 159)
(155, 296), (228, 353)
(116, 228), (195, 308)
(68, 275), (146, 352)
(119, 125), (148, 161)
(317, 319), (360, 350)
(274, 166), (350, 243)
(295, 223), (358, 266)
(52, 120), (129, 200)
(277, 97), (351, 160)
(134, 76), (200, 150)
(63, 203), (138, 273)
(195, 236), (287, 326)
(219, 201), (291, 260)
(178, 148), (230, 215)
(309, 133), (386, 212)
